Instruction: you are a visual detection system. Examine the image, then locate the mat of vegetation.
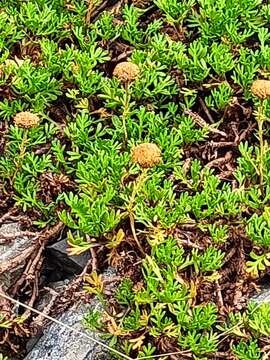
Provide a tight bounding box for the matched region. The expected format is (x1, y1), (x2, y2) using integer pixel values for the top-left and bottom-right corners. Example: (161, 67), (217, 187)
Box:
(1, 0), (270, 359)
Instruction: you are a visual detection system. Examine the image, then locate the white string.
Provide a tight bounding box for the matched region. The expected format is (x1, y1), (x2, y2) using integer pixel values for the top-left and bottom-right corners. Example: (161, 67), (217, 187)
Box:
(0, 292), (194, 359)
(3, 291), (253, 360)
(0, 292), (133, 360)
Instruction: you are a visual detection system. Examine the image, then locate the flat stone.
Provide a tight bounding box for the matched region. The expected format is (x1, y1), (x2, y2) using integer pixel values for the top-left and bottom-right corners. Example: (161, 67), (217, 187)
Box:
(46, 239), (90, 275)
(24, 302), (110, 360)
(26, 280), (71, 354)
(251, 285), (270, 303)
(0, 223), (33, 290)
(25, 268), (117, 360)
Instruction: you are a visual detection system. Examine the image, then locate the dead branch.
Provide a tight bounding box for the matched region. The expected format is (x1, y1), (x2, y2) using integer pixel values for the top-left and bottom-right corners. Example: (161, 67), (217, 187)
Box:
(0, 230), (37, 243)
(22, 277), (39, 319)
(0, 243), (37, 274)
(0, 210), (18, 225)
(206, 151), (233, 168)
(0, 222), (64, 274)
(217, 170), (234, 180)
(32, 288), (59, 330)
(199, 96), (214, 123)
(239, 123), (257, 142)
(184, 109), (227, 137)
(176, 238), (204, 250)
(210, 141), (237, 149)
(0, 285), (12, 316)
(215, 280), (224, 314)
(223, 247), (237, 265)
(111, 50), (133, 63)
(90, 247), (98, 272)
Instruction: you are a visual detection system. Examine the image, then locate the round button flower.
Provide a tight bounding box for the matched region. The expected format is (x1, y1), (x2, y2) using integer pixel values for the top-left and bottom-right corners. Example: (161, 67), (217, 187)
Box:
(113, 62), (140, 83)
(14, 112), (39, 128)
(251, 79), (270, 100)
(131, 143), (162, 168)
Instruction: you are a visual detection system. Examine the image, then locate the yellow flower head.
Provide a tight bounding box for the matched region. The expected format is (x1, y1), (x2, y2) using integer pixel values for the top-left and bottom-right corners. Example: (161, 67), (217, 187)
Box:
(131, 143), (162, 168)
(251, 79), (270, 100)
(113, 62), (140, 83)
(14, 112), (39, 128)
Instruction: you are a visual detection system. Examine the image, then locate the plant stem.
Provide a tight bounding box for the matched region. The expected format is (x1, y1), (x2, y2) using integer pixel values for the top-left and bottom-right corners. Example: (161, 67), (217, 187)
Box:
(122, 83), (130, 145)
(256, 103), (266, 195)
(11, 129), (28, 185)
(127, 169), (148, 255)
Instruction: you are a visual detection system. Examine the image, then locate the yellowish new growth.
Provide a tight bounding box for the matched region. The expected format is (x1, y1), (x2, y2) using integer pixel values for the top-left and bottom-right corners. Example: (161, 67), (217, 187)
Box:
(14, 112), (39, 128)
(251, 79), (270, 100)
(131, 143), (162, 168)
(113, 61), (140, 82)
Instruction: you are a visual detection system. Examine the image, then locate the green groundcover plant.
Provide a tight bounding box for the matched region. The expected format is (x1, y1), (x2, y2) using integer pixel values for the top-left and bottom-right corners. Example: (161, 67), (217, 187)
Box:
(1, 0), (270, 359)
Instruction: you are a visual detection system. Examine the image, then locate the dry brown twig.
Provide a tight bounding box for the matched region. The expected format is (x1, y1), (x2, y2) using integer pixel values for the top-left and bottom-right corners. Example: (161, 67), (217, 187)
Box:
(175, 235), (204, 250)
(210, 141), (237, 149)
(11, 245), (43, 297)
(21, 277), (39, 319)
(111, 50), (134, 63)
(0, 291), (133, 360)
(85, 0), (103, 23)
(215, 280), (224, 314)
(90, 247), (98, 272)
(206, 151), (233, 168)
(0, 285), (12, 317)
(199, 96), (214, 123)
(0, 243), (38, 274)
(184, 109), (227, 137)
(239, 123), (256, 142)
(0, 211), (31, 226)
(0, 230), (37, 243)
(3, 220), (63, 317)
(32, 288), (59, 329)
(217, 170), (234, 180)
(223, 246), (237, 265)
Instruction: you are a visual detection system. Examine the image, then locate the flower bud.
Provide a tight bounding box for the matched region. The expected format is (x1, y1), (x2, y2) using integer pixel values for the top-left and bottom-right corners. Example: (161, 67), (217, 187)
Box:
(14, 112), (39, 128)
(132, 143), (162, 168)
(251, 79), (270, 100)
(113, 62), (140, 83)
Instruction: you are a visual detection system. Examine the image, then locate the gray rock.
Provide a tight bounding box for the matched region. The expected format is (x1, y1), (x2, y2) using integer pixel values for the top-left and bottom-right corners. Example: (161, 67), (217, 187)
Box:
(25, 269), (117, 360)
(47, 239), (90, 275)
(251, 285), (270, 303)
(0, 223), (33, 290)
(36, 280), (70, 310)
(24, 302), (110, 360)
(26, 281), (70, 353)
